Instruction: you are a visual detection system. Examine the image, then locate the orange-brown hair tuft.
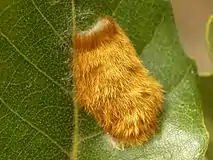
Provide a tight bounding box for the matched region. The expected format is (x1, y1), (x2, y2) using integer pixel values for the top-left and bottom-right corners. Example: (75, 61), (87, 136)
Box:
(71, 16), (164, 145)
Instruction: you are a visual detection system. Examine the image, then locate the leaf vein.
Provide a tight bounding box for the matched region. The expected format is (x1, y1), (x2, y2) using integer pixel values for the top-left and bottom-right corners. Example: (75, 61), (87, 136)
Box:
(112, 0), (124, 16)
(34, 105), (70, 118)
(168, 65), (193, 94)
(0, 96), (70, 157)
(30, 0), (69, 47)
(0, 0), (21, 17)
(20, 84), (51, 104)
(80, 131), (103, 143)
(0, 63), (21, 96)
(16, 131), (39, 159)
(0, 113), (9, 121)
(7, 9), (35, 35)
(0, 32), (68, 94)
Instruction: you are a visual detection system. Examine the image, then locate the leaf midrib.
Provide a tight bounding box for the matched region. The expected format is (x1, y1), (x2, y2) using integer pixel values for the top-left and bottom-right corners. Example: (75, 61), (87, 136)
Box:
(71, 0), (78, 159)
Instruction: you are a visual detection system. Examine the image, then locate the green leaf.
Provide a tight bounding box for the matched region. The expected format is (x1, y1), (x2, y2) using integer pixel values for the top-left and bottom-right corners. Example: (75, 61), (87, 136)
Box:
(205, 15), (213, 67)
(199, 75), (213, 160)
(0, 0), (208, 160)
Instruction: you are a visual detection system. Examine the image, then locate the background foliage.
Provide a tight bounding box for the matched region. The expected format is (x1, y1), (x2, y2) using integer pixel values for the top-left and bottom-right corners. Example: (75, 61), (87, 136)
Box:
(0, 0), (209, 159)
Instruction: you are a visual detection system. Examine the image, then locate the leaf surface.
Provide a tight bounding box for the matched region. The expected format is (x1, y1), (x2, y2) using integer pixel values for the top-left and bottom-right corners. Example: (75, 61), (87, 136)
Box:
(0, 0), (208, 159)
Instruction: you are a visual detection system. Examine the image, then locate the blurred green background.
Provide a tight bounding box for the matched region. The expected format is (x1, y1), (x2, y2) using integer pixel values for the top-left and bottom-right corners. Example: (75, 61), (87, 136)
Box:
(172, 1), (213, 159)
(199, 76), (213, 160)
